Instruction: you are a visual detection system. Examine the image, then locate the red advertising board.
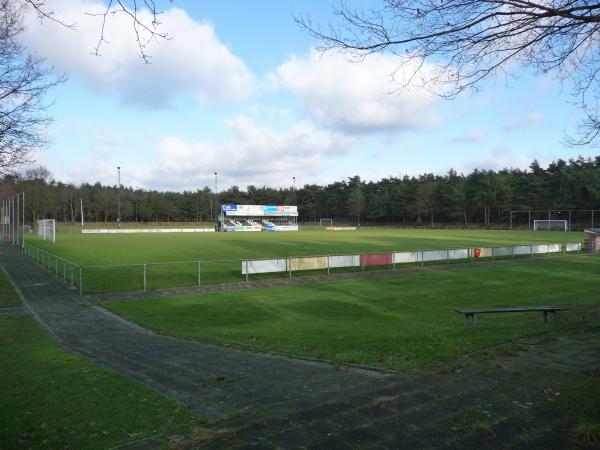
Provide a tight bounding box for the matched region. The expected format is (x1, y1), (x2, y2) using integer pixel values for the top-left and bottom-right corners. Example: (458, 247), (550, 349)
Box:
(361, 253), (393, 267)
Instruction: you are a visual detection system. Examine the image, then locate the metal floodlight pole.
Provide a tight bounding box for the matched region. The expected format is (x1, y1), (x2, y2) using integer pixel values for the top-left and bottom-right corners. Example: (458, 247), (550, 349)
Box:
(11, 195), (15, 245)
(15, 194), (21, 247)
(117, 166), (121, 223)
(214, 172), (218, 221)
(22, 193), (25, 249)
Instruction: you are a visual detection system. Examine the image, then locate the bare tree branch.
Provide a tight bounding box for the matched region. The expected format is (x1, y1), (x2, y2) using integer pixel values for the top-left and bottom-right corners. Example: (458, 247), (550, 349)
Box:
(25, 0), (172, 63)
(297, 0), (600, 145)
(0, 1), (63, 175)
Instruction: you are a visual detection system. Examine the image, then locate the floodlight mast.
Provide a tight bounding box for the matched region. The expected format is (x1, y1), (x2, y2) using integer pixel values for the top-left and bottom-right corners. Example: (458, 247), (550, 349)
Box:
(293, 176), (296, 205)
(117, 166), (121, 223)
(214, 172), (218, 221)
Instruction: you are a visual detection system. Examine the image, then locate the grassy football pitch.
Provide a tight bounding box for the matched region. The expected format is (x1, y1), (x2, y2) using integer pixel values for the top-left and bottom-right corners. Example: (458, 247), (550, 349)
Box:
(106, 256), (600, 372)
(26, 228), (585, 294)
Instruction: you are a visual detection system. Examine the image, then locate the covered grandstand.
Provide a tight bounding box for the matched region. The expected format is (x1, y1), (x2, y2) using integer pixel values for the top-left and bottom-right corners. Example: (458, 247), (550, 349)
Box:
(219, 204), (298, 232)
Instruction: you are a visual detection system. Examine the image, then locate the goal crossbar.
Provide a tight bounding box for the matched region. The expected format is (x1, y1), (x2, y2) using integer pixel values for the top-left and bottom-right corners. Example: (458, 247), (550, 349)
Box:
(533, 219), (568, 231)
(37, 219), (56, 243)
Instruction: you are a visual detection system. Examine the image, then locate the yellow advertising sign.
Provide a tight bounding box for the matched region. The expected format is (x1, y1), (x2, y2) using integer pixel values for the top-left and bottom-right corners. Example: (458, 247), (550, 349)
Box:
(289, 256), (328, 271)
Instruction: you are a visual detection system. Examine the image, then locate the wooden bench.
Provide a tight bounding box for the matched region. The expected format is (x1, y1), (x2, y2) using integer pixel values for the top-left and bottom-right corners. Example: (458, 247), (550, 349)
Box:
(455, 306), (567, 330)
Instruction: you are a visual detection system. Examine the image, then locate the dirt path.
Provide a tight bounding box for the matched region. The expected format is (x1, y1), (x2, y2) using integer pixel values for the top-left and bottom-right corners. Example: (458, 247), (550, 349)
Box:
(2, 246), (599, 449)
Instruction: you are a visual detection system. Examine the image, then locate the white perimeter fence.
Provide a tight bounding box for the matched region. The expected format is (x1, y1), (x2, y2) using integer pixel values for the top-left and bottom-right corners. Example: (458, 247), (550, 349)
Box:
(17, 241), (584, 296)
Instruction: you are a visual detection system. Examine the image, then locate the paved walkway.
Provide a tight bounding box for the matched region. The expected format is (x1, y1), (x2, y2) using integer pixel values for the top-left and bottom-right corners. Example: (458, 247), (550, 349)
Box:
(2, 246), (599, 449)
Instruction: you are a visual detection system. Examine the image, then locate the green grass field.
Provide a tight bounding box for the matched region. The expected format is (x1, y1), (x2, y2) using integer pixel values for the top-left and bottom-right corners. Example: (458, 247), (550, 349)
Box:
(106, 256), (600, 372)
(0, 317), (204, 449)
(25, 228), (585, 294)
(0, 271), (21, 307)
(33, 228), (583, 264)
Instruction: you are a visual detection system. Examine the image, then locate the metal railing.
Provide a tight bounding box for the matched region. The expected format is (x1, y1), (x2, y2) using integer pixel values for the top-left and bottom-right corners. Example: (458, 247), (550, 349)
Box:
(21, 242), (82, 294)
(19, 241), (586, 296)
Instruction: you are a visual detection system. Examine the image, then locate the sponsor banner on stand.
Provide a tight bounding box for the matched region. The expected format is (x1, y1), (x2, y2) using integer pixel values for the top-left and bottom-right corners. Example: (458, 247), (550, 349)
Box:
(513, 245), (531, 255)
(393, 252), (422, 264)
(548, 244), (561, 253)
(272, 225), (299, 232)
(82, 228), (215, 234)
(222, 204), (298, 217)
(242, 259), (288, 275)
(289, 257), (328, 271)
(361, 253), (393, 267)
(531, 244), (549, 254)
(492, 247), (513, 257)
(328, 255), (360, 268)
(448, 249), (469, 260)
(471, 247), (493, 258)
(422, 250), (447, 262)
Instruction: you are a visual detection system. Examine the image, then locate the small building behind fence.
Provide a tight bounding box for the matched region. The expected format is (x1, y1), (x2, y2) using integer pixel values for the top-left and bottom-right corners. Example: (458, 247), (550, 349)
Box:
(584, 229), (600, 252)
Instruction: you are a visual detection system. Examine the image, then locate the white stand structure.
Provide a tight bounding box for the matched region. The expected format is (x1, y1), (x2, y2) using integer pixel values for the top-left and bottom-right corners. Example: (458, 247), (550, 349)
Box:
(533, 219), (568, 231)
(319, 218), (333, 227)
(219, 204), (299, 232)
(37, 219), (56, 243)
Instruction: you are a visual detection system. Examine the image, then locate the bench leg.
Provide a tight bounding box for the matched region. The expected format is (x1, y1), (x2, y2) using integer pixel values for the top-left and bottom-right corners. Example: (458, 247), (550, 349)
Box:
(464, 315), (468, 330)
(544, 311), (548, 327)
(473, 314), (477, 330)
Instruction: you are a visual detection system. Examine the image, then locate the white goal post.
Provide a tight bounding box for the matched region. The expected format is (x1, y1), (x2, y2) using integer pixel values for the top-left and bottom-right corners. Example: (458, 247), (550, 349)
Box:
(533, 219), (568, 231)
(319, 218), (333, 227)
(37, 219), (56, 243)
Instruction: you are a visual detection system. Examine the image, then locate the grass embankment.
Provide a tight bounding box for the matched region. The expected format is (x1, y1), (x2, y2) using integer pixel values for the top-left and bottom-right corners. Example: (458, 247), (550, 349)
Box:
(26, 228), (585, 294)
(106, 257), (600, 372)
(0, 271), (21, 307)
(0, 288), (205, 450)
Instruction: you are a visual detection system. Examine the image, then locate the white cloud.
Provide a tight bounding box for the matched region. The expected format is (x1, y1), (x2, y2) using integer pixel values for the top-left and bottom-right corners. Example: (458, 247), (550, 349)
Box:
(272, 49), (441, 133)
(449, 128), (486, 145)
(452, 148), (539, 174)
(22, 0), (254, 108)
(130, 115), (356, 190)
(502, 111), (543, 131)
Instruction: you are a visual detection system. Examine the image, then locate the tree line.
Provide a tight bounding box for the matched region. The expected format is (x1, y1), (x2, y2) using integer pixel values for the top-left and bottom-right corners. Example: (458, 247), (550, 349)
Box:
(1, 157), (599, 227)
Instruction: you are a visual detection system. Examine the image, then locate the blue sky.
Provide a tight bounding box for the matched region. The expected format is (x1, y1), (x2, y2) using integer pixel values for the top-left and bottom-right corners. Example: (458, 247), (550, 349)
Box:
(20, 0), (596, 191)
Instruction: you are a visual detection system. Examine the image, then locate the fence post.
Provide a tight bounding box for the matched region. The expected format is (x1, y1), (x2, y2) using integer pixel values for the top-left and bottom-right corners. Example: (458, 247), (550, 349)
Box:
(362, 255), (365, 272)
(447, 249), (450, 265)
(492, 247), (495, 262)
(70, 266), (74, 289)
(327, 255), (330, 276)
(63, 261), (66, 283)
(198, 261), (202, 286)
(421, 251), (424, 268)
(79, 267), (83, 296)
(245, 260), (249, 282)
(511, 246), (514, 259)
(47, 253), (51, 271)
(289, 258), (292, 279)
(530, 245), (533, 258)
(143, 264), (147, 291)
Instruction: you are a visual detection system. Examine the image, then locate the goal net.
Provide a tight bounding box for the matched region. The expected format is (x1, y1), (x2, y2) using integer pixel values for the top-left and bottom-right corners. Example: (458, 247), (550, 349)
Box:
(533, 219), (568, 231)
(319, 218), (333, 227)
(37, 219), (56, 243)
